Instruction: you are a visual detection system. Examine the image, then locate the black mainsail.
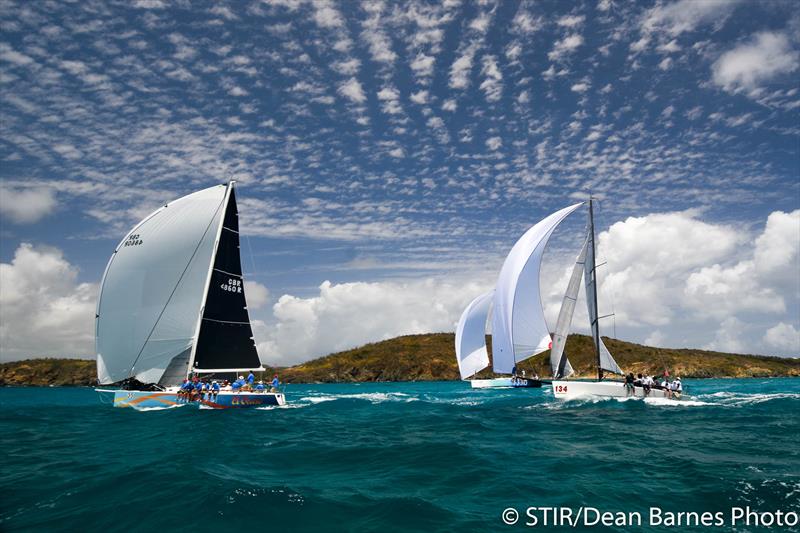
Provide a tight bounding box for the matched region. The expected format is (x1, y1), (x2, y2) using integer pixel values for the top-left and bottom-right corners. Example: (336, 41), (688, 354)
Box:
(191, 184), (263, 373)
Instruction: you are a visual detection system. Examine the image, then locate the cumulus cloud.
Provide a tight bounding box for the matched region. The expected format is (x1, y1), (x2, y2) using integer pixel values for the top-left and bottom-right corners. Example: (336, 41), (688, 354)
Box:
(0, 186), (57, 224)
(540, 209), (798, 357)
(338, 77), (367, 103)
(244, 281), (270, 310)
(485, 136), (502, 151)
(479, 55), (502, 102)
(712, 32), (799, 94)
(763, 322), (800, 353)
(548, 34), (583, 61)
(642, 0), (739, 38)
(1, 244), (97, 361)
(255, 278), (490, 365)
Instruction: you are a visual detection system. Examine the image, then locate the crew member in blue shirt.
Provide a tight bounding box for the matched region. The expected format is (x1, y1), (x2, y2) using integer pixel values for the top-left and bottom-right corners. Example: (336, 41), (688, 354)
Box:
(255, 381), (265, 392)
(247, 371), (255, 388)
(271, 374), (279, 391)
(180, 379), (193, 400)
(211, 381), (220, 399)
(231, 376), (244, 392)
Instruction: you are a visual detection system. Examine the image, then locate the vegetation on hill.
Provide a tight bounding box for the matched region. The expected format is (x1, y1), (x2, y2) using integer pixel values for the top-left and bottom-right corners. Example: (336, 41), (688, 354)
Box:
(279, 333), (799, 383)
(0, 358), (97, 387)
(1, 334), (798, 386)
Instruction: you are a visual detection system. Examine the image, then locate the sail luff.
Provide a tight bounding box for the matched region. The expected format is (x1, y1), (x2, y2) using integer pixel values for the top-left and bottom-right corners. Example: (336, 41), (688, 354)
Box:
(549, 236), (588, 378)
(186, 182), (233, 377)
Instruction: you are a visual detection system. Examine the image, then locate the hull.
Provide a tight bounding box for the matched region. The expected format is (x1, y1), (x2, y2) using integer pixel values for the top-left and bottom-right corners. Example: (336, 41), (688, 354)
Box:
(552, 381), (677, 400)
(470, 378), (513, 388)
(469, 377), (543, 389)
(97, 389), (286, 409)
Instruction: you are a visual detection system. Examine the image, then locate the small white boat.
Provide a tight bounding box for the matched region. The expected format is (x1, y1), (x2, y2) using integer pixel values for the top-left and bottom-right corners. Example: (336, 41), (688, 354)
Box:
(547, 198), (682, 401)
(469, 378), (513, 388)
(551, 381), (672, 399)
(94, 181), (285, 409)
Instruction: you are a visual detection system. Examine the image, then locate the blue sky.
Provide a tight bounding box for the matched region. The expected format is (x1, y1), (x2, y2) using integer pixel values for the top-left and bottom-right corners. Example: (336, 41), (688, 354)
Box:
(1, 0), (799, 363)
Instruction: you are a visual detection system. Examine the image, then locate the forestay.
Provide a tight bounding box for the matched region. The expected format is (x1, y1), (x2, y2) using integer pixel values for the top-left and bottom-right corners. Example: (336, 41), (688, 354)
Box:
(549, 236), (587, 378)
(491, 202), (584, 374)
(96, 185), (227, 385)
(455, 290), (493, 380)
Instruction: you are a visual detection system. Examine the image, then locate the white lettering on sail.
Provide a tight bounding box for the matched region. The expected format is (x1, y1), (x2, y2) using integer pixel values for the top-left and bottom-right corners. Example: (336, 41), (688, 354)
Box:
(220, 278), (242, 293)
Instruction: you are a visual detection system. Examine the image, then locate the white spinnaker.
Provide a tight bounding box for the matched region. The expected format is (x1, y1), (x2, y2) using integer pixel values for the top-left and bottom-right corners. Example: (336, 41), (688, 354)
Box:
(96, 185), (227, 385)
(492, 202), (584, 374)
(455, 290), (493, 380)
(584, 210), (624, 376)
(549, 236), (588, 378)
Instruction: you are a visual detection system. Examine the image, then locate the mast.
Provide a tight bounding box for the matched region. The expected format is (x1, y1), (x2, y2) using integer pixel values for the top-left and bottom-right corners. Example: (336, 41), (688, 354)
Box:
(589, 197), (603, 381)
(186, 181), (234, 378)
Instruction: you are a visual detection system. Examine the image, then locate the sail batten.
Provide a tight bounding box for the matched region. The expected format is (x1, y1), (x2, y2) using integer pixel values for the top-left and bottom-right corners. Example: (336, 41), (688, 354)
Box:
(491, 202), (584, 374)
(455, 290), (493, 380)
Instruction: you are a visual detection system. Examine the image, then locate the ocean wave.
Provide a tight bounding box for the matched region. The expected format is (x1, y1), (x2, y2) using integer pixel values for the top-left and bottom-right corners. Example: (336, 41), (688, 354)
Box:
(298, 392), (418, 404)
(698, 391), (800, 406)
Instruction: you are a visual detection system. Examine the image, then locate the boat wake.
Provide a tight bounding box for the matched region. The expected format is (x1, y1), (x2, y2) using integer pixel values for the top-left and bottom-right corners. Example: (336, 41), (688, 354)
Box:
(697, 391), (800, 406)
(131, 404), (187, 412)
(298, 392), (417, 404)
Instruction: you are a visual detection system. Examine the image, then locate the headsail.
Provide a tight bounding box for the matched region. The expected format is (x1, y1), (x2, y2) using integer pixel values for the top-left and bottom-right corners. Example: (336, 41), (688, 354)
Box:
(549, 236), (588, 378)
(492, 202), (584, 374)
(96, 185), (228, 385)
(455, 290), (493, 380)
(584, 202), (623, 376)
(191, 185), (263, 373)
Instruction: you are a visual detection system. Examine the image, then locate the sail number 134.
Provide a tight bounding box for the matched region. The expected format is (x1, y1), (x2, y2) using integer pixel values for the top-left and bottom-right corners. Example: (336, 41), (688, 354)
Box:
(555, 385), (568, 393)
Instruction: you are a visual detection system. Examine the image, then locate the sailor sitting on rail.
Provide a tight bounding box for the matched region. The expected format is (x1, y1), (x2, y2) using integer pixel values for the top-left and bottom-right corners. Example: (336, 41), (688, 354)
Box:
(255, 381), (265, 392)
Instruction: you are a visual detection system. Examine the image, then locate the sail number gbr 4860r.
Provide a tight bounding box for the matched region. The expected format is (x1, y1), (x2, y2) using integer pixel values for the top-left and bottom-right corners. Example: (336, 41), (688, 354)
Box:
(221, 278), (242, 293)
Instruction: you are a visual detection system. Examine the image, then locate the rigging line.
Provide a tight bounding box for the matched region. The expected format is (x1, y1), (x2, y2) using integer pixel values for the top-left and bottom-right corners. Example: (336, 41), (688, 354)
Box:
(126, 194), (227, 379)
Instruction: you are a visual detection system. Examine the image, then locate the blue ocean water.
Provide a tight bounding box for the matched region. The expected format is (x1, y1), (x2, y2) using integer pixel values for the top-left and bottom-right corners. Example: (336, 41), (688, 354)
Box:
(1, 379), (798, 532)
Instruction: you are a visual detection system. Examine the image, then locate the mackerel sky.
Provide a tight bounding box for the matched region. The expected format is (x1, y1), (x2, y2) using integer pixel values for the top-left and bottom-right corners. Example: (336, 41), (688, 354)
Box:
(1, 0), (799, 363)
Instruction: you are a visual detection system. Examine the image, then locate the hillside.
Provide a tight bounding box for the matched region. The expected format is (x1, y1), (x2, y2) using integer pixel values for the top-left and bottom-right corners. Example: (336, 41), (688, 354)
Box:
(1, 334), (798, 386)
(279, 333), (800, 383)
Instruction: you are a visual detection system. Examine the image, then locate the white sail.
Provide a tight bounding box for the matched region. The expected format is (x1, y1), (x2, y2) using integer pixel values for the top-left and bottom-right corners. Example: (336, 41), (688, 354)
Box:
(549, 236), (588, 378)
(584, 208), (624, 376)
(96, 185), (228, 385)
(455, 290), (493, 380)
(492, 202), (584, 374)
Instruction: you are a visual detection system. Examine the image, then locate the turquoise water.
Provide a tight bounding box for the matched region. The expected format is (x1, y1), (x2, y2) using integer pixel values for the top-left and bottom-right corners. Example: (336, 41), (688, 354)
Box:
(1, 379), (799, 532)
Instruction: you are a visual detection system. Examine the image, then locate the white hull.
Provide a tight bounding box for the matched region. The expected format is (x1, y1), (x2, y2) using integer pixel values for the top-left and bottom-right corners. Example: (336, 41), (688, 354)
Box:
(552, 380), (677, 400)
(469, 378), (514, 388)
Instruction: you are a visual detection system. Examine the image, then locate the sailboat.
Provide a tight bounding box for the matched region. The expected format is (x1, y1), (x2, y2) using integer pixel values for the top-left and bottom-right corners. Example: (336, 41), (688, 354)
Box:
(550, 199), (672, 399)
(456, 198), (675, 398)
(454, 204), (585, 388)
(94, 182), (286, 409)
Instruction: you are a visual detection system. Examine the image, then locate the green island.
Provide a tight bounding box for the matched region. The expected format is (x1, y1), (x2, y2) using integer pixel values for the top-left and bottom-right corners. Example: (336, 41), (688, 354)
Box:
(2, 333), (798, 387)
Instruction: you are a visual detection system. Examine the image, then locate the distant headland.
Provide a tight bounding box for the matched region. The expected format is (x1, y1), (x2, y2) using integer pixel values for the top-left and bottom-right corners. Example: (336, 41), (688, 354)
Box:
(1, 333), (798, 387)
